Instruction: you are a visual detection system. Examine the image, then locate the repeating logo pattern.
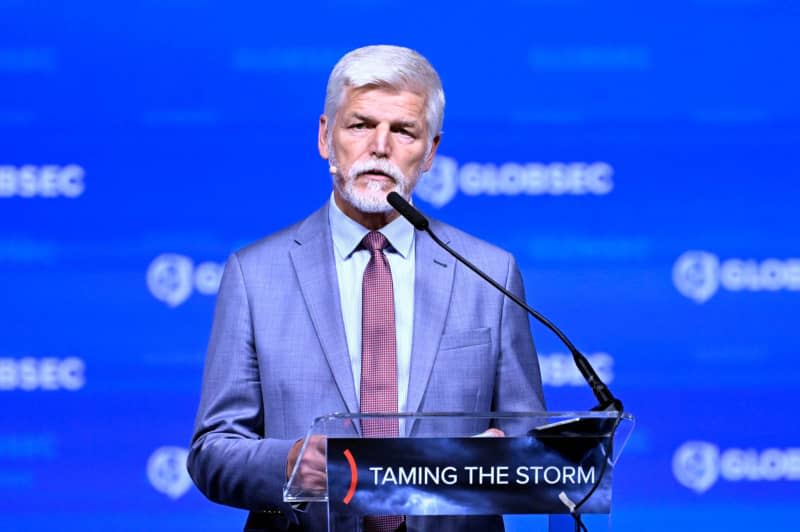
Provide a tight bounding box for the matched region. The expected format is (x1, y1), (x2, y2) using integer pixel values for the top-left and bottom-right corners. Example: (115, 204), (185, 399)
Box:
(673, 441), (800, 494)
(147, 446), (192, 500)
(672, 441), (720, 494)
(673, 251), (800, 303)
(0, 164), (85, 198)
(0, 357), (85, 391)
(414, 156), (614, 207)
(146, 254), (223, 307)
(672, 251), (720, 303)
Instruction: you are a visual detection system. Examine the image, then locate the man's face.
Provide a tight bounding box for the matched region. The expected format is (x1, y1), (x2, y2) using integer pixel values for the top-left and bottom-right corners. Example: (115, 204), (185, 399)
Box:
(318, 86), (440, 214)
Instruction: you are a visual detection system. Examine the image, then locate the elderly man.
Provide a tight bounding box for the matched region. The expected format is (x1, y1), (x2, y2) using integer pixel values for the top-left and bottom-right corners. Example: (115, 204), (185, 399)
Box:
(188, 45), (545, 531)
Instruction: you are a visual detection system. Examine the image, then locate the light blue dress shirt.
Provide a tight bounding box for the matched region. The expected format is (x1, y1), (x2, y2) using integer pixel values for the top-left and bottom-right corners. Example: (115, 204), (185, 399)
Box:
(328, 195), (415, 434)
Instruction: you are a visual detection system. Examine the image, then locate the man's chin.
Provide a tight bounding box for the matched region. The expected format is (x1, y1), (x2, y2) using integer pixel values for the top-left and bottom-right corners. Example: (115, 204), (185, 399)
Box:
(341, 189), (396, 214)
(350, 198), (394, 214)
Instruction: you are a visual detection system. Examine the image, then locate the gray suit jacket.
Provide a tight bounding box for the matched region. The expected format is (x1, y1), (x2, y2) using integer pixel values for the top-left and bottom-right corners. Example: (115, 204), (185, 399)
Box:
(187, 203), (545, 531)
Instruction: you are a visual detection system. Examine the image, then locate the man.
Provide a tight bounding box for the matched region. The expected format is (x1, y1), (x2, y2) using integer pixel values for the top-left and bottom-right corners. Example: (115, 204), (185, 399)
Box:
(188, 45), (545, 531)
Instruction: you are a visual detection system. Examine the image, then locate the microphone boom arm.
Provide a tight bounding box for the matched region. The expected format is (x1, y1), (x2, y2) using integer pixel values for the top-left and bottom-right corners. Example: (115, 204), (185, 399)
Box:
(387, 191), (622, 411)
(424, 227), (621, 411)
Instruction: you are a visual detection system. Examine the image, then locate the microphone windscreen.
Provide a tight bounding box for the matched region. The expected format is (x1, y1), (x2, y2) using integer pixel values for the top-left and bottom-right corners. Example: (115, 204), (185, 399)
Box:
(387, 192), (429, 230)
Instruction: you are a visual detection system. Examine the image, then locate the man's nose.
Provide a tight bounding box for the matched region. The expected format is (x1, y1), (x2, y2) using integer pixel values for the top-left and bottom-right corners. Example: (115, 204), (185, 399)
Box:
(369, 125), (391, 158)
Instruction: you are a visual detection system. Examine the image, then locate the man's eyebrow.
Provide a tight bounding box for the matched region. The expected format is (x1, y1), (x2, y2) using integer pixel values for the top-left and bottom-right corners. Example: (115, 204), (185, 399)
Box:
(392, 120), (419, 129)
(347, 113), (419, 129)
(349, 113), (376, 123)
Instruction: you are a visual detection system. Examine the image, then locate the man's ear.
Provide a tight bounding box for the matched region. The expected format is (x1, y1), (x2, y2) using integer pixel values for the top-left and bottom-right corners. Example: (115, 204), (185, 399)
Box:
(421, 134), (441, 172)
(318, 115), (329, 160)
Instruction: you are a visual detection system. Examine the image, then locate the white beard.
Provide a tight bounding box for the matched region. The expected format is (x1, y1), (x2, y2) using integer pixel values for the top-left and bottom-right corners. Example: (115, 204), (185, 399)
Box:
(341, 178), (398, 213)
(330, 152), (416, 214)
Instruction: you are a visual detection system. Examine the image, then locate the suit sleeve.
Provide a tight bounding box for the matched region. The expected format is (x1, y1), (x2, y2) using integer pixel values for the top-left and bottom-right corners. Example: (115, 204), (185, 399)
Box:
(492, 254), (546, 423)
(187, 252), (298, 519)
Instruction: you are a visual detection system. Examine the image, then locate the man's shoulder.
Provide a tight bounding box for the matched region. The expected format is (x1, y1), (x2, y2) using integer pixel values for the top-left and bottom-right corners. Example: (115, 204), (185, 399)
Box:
(232, 204), (328, 266)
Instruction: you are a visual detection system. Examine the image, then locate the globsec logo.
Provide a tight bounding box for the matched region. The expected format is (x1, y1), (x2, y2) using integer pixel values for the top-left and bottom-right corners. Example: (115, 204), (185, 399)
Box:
(414, 155), (614, 207)
(672, 251), (720, 303)
(147, 446), (192, 499)
(415, 156), (460, 207)
(673, 441), (800, 494)
(673, 251), (800, 303)
(146, 254), (223, 307)
(672, 441), (720, 494)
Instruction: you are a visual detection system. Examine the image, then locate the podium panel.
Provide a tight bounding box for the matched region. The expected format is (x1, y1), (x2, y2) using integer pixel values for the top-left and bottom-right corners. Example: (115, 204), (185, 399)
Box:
(285, 411), (633, 531)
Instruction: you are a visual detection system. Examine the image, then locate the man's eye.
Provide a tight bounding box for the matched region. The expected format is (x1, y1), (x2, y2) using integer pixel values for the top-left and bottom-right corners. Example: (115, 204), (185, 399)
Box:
(350, 123), (366, 129)
(396, 129), (415, 138)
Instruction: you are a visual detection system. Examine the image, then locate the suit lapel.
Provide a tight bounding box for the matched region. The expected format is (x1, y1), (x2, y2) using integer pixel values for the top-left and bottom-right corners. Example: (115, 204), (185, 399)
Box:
(406, 223), (456, 424)
(289, 205), (359, 415)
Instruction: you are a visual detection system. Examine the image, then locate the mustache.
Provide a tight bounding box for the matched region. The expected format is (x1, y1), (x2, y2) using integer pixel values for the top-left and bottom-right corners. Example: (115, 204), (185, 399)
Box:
(347, 159), (405, 183)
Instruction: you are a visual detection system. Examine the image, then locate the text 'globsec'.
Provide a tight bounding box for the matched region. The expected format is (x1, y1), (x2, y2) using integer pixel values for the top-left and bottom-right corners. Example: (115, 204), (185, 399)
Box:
(0, 357), (85, 391)
(415, 156), (613, 207)
(0, 165), (85, 198)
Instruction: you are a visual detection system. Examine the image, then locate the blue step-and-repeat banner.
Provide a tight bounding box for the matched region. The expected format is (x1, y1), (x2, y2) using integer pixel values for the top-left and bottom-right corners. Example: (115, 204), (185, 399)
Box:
(2, 1), (799, 530)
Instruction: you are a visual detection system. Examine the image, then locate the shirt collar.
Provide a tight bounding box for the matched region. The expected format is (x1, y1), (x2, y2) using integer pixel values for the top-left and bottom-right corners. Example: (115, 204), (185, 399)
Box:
(328, 192), (415, 260)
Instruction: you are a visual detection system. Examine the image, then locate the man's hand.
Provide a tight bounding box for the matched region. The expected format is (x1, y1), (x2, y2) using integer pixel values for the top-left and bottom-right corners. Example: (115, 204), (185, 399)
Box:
(474, 428), (505, 437)
(286, 435), (327, 491)
(286, 429), (500, 491)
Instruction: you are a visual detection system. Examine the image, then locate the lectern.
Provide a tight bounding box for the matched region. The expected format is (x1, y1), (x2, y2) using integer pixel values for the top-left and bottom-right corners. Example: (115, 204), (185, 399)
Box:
(285, 411), (634, 531)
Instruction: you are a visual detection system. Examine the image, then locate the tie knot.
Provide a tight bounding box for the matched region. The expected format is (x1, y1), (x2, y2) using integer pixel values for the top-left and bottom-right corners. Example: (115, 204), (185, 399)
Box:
(362, 231), (389, 252)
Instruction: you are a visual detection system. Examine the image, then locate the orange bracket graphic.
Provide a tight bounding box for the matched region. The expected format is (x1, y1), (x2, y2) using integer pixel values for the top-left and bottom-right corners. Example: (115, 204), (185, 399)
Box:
(343, 449), (358, 504)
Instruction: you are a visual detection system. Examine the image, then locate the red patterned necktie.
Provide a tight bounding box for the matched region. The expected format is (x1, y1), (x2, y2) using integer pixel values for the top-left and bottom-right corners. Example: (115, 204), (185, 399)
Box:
(360, 231), (403, 532)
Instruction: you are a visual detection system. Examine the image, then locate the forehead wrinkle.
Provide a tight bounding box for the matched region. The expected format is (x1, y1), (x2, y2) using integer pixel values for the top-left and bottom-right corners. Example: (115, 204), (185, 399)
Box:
(343, 88), (425, 117)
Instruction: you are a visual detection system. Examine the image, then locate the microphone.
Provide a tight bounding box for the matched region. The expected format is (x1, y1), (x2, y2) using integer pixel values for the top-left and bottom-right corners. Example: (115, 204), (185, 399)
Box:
(387, 192), (429, 230)
(329, 165), (338, 175)
(387, 191), (622, 411)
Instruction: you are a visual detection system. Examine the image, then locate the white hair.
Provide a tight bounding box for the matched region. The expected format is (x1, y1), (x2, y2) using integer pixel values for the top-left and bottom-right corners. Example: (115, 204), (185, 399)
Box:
(324, 45), (445, 145)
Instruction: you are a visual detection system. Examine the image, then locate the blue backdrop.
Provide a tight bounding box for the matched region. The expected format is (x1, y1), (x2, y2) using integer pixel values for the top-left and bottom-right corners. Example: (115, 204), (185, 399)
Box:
(2, 1), (799, 530)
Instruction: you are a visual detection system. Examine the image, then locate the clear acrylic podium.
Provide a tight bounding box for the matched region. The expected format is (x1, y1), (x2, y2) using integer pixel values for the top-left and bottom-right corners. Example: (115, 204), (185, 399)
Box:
(285, 411), (634, 531)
